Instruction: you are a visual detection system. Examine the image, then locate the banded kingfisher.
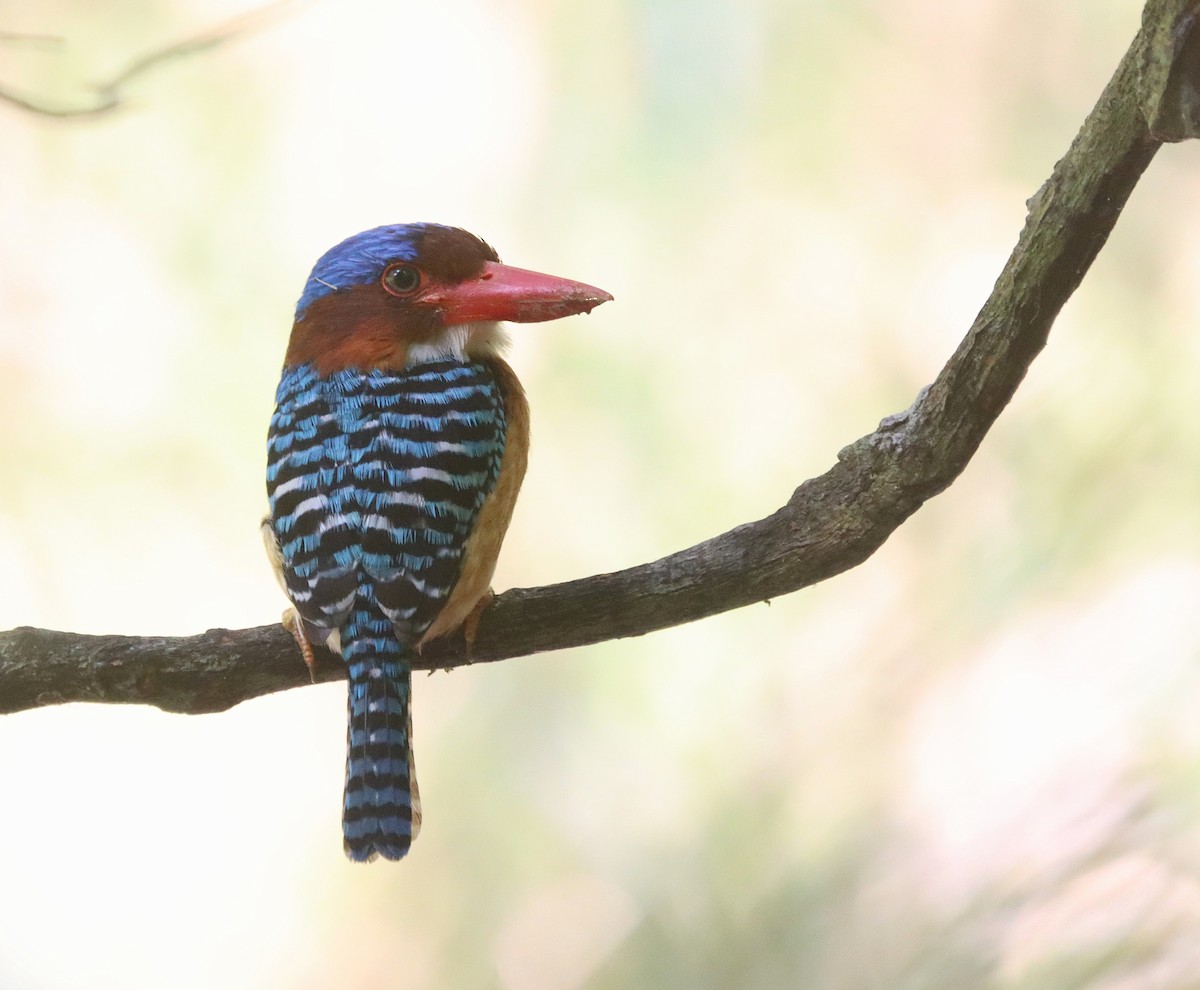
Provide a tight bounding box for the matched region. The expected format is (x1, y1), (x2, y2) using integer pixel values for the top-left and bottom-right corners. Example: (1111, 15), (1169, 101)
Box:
(263, 223), (611, 861)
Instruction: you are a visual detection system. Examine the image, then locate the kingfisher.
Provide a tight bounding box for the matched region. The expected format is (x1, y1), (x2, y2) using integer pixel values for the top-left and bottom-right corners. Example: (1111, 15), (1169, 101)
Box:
(263, 223), (611, 861)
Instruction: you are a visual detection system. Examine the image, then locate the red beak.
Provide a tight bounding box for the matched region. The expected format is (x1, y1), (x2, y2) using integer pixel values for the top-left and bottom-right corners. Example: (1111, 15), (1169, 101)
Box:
(425, 261), (613, 325)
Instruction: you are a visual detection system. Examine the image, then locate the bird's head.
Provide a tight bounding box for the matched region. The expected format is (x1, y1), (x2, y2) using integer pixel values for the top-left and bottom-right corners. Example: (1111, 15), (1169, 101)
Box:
(285, 223), (612, 373)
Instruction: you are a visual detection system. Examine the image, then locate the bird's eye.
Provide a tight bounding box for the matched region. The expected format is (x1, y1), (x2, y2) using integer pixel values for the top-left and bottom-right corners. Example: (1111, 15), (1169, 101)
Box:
(382, 264), (421, 296)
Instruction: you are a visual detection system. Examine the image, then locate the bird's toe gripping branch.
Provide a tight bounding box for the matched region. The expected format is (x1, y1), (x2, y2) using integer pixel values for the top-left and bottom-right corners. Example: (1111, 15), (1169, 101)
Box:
(281, 609), (319, 683)
(461, 588), (495, 658)
(414, 588), (497, 664)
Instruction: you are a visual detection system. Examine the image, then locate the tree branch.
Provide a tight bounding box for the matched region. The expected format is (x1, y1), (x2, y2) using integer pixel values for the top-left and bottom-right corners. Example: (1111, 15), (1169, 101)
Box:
(0, 1), (302, 120)
(3, 0), (1198, 716)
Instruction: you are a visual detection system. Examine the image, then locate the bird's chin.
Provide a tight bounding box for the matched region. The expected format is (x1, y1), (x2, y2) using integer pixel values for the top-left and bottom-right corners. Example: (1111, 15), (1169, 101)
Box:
(405, 320), (510, 367)
(464, 320), (511, 357)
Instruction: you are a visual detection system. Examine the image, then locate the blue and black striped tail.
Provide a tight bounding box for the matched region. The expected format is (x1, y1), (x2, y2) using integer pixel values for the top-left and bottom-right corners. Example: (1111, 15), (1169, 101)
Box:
(342, 605), (419, 862)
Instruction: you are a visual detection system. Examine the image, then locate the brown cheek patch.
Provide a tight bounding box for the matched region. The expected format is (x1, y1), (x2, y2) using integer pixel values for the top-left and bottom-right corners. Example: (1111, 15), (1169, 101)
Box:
(286, 285), (439, 373)
(311, 316), (408, 375)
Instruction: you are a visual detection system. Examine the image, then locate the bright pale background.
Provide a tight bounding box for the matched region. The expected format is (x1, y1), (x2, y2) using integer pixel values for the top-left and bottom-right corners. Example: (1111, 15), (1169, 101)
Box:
(4, 0), (1200, 987)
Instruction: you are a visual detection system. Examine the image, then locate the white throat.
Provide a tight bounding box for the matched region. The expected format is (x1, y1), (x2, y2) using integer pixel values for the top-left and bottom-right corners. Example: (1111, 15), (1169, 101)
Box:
(406, 320), (510, 366)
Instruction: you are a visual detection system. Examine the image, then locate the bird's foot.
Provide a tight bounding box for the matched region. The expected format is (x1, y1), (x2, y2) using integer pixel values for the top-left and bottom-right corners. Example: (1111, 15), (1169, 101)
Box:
(462, 588), (495, 659)
(281, 608), (318, 683)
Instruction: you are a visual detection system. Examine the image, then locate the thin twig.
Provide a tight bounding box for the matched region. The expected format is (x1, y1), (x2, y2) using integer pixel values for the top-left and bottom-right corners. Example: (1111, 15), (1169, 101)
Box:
(0, 0), (303, 119)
